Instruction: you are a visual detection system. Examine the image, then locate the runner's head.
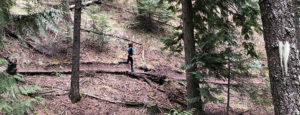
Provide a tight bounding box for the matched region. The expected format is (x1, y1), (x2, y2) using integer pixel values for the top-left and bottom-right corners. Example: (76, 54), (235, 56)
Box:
(128, 43), (133, 48)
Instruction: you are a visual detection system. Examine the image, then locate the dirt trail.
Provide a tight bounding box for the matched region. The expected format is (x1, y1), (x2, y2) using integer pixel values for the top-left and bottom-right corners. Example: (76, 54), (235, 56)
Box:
(18, 62), (239, 86)
(18, 62), (186, 80)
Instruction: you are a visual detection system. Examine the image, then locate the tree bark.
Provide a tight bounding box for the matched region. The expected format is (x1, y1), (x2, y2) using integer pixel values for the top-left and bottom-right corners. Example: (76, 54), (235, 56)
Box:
(226, 58), (231, 115)
(182, 0), (203, 114)
(259, 0), (300, 114)
(5, 58), (17, 75)
(69, 0), (82, 103)
(293, 0), (300, 54)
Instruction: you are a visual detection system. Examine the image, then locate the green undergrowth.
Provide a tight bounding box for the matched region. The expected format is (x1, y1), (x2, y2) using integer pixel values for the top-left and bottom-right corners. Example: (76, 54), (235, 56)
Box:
(0, 59), (42, 115)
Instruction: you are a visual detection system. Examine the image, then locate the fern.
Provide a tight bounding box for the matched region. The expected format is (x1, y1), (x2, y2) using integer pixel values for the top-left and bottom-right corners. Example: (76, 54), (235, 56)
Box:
(12, 7), (65, 41)
(0, 59), (9, 66)
(0, 0), (14, 27)
(0, 72), (42, 115)
(1, 97), (41, 115)
(0, 35), (4, 50)
(0, 0), (14, 49)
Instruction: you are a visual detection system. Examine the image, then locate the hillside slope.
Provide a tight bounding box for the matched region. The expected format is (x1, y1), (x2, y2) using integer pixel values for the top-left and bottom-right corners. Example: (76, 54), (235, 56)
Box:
(0, 0), (273, 114)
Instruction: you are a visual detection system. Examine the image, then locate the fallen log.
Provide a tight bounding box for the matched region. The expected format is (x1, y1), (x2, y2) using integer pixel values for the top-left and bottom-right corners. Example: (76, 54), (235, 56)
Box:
(94, 70), (166, 85)
(45, 61), (120, 68)
(69, 0), (102, 10)
(18, 70), (166, 85)
(81, 29), (143, 45)
(18, 70), (72, 75)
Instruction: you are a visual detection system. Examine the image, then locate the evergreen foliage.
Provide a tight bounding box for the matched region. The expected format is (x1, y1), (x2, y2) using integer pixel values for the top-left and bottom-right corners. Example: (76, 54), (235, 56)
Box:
(0, 0), (14, 27)
(0, 36), (4, 49)
(85, 5), (111, 52)
(86, 5), (111, 36)
(163, 0), (261, 106)
(0, 0), (61, 114)
(132, 0), (175, 31)
(0, 0), (14, 49)
(0, 59), (9, 66)
(0, 71), (42, 115)
(0, 59), (41, 115)
(1, 0), (66, 44)
(12, 7), (65, 43)
(135, 0), (174, 22)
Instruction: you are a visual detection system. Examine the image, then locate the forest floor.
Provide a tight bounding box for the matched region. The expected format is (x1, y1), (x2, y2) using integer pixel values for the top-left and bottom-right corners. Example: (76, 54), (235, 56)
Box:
(0, 0), (274, 114)
(16, 59), (272, 115)
(16, 58), (272, 115)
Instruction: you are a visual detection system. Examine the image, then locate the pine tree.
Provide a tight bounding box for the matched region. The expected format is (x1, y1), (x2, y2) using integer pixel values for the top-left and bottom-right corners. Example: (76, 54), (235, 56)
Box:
(259, 0), (300, 114)
(181, 0), (203, 114)
(69, 0), (82, 103)
(134, 0), (174, 32)
(294, 0), (300, 54)
(163, 0), (261, 113)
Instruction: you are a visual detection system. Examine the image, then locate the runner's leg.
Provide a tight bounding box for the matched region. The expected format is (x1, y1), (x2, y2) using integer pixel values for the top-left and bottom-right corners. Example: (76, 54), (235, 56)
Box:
(130, 57), (133, 72)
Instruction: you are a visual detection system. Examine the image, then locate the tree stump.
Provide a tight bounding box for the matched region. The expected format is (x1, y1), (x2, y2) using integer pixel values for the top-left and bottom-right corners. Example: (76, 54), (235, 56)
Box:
(146, 104), (161, 115)
(5, 58), (17, 75)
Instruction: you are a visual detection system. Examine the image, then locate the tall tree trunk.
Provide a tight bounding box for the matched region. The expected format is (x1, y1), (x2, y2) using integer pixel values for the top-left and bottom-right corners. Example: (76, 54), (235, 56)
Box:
(226, 57), (231, 115)
(182, 0), (203, 114)
(69, 0), (82, 103)
(259, 0), (300, 114)
(293, 0), (300, 54)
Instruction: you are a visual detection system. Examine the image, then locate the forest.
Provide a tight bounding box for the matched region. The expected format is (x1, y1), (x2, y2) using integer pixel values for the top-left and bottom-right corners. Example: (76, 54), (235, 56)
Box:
(0, 0), (299, 115)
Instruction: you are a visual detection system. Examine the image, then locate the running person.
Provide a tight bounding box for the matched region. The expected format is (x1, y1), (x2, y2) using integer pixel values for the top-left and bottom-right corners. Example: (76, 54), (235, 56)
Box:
(127, 43), (135, 72)
(119, 43), (135, 72)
